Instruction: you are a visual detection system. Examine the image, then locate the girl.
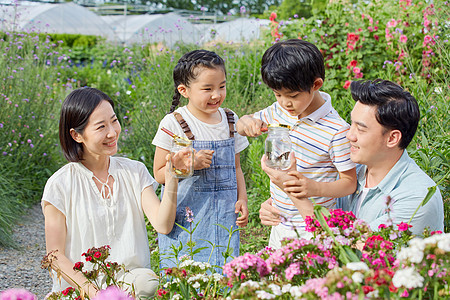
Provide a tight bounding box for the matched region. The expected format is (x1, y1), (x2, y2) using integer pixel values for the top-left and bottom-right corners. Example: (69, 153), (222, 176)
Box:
(152, 50), (249, 268)
(42, 87), (179, 298)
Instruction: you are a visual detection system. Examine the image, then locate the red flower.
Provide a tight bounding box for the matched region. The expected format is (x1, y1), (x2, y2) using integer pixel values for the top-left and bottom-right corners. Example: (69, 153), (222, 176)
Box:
(62, 287), (74, 296)
(181, 269), (187, 277)
(269, 12), (277, 22)
(73, 261), (84, 271)
(378, 224), (388, 229)
(374, 35), (380, 41)
(348, 60), (358, 68)
(165, 268), (173, 275)
(362, 285), (374, 294)
(430, 230), (443, 235)
(94, 251), (102, 259)
(85, 256), (92, 262)
(343, 80), (351, 90)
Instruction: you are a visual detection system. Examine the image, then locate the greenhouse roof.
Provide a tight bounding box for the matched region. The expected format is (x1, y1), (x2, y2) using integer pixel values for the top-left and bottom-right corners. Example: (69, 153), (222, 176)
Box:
(0, 2), (114, 37)
(101, 13), (202, 46)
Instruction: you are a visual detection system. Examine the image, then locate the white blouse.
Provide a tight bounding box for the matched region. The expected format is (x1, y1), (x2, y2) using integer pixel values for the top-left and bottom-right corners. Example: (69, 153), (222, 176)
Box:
(41, 156), (158, 291)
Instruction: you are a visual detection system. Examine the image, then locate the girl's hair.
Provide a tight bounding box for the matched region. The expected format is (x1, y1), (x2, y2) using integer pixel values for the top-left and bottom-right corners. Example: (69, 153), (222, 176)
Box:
(169, 50), (226, 113)
(59, 87), (114, 162)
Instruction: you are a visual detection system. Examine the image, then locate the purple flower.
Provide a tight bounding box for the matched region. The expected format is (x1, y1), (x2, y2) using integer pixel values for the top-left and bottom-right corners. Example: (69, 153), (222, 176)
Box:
(240, 6), (246, 14)
(185, 206), (194, 223)
(0, 288), (37, 300)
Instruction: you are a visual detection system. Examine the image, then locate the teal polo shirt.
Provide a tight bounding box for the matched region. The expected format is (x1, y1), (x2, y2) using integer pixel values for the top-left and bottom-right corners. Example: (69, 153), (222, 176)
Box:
(337, 151), (444, 235)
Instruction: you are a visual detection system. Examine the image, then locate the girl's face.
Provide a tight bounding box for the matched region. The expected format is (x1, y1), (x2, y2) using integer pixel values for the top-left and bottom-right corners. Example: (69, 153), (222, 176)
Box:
(178, 66), (226, 119)
(71, 100), (121, 159)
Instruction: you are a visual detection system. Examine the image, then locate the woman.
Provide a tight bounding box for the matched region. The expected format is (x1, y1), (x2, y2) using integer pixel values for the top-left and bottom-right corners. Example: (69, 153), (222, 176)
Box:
(42, 87), (179, 298)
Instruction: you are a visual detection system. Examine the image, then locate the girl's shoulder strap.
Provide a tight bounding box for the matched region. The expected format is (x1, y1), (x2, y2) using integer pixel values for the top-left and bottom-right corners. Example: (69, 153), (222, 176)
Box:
(223, 108), (235, 138)
(172, 112), (195, 140)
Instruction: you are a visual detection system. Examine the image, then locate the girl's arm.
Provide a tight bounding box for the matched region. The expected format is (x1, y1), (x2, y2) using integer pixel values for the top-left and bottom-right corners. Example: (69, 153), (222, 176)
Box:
(43, 203), (99, 298)
(143, 158), (178, 234)
(235, 153), (249, 227)
(153, 146), (171, 184)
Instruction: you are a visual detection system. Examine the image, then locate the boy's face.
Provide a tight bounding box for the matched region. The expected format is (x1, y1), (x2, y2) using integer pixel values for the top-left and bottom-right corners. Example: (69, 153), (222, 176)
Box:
(272, 87), (316, 119)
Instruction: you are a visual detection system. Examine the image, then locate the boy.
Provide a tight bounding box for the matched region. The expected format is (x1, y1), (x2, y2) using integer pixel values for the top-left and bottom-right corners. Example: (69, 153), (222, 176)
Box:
(236, 39), (357, 249)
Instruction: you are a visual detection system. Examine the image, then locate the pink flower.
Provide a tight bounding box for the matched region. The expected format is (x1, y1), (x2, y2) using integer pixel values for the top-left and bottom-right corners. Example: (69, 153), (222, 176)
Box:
(94, 251), (102, 258)
(397, 222), (412, 231)
(269, 12), (277, 22)
(353, 67), (361, 74)
(399, 34), (408, 43)
(378, 224), (388, 229)
(0, 289), (37, 300)
(93, 286), (132, 300)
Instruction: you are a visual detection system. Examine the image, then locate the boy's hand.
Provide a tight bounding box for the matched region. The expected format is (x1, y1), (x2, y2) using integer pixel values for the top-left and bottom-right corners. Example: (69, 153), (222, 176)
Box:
(284, 171), (319, 198)
(193, 149), (214, 170)
(259, 198), (281, 226)
(261, 152), (297, 191)
(236, 115), (268, 137)
(235, 199), (249, 227)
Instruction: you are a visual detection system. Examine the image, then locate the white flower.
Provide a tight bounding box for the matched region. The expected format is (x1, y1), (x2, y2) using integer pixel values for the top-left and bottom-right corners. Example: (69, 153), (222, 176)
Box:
(171, 295), (182, 300)
(392, 267), (424, 289)
(256, 290), (275, 299)
(408, 237), (426, 250)
(352, 272), (364, 283)
(434, 87), (442, 94)
(346, 262), (369, 271)
(397, 246), (423, 263)
(281, 284), (292, 293)
(126, 90), (131, 95)
(268, 284), (282, 296)
(192, 282), (200, 289)
(212, 273), (224, 281)
(367, 289), (379, 298)
(241, 280), (260, 288)
(289, 286), (303, 298)
(107, 69), (111, 75)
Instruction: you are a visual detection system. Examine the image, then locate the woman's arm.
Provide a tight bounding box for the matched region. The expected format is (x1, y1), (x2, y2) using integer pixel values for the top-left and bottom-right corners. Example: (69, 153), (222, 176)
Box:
(143, 157), (178, 234)
(153, 147), (171, 184)
(43, 202), (98, 298)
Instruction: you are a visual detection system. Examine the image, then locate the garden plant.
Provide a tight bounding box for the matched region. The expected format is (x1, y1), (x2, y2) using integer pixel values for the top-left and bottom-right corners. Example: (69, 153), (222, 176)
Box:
(0, 0), (449, 298)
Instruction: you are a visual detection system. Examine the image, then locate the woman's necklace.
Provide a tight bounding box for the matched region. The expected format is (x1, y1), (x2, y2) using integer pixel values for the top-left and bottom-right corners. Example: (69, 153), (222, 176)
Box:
(92, 173), (113, 200)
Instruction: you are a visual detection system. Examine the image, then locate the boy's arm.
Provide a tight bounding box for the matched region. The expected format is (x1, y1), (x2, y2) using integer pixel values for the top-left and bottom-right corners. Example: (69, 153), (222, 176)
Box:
(235, 153), (249, 227)
(236, 114), (268, 137)
(284, 167), (357, 198)
(154, 146), (171, 184)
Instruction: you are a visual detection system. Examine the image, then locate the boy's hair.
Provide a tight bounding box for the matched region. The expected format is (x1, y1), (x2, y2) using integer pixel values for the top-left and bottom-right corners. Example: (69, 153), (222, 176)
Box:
(350, 79), (420, 149)
(59, 87), (114, 162)
(169, 49), (226, 113)
(261, 39), (325, 92)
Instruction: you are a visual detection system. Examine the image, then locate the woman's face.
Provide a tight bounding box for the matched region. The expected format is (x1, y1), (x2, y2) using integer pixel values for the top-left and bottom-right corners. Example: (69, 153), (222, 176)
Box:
(72, 100), (121, 159)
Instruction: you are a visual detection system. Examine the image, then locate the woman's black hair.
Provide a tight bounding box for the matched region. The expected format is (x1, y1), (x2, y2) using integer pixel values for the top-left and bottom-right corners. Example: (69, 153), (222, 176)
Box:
(261, 39), (325, 92)
(350, 79), (420, 149)
(59, 87), (114, 162)
(169, 50), (226, 113)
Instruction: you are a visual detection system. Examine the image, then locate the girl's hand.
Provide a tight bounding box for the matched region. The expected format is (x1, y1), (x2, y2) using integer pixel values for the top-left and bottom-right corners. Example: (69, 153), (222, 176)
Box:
(193, 149), (214, 170)
(284, 171), (319, 198)
(235, 199), (249, 227)
(164, 154), (179, 185)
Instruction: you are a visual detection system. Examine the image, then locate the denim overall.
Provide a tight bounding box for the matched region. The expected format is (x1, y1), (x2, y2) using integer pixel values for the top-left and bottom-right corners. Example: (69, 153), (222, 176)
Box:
(158, 110), (239, 269)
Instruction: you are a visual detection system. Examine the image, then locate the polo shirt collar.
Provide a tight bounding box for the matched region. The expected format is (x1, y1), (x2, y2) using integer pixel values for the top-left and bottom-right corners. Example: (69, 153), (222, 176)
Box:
(299, 91), (332, 123)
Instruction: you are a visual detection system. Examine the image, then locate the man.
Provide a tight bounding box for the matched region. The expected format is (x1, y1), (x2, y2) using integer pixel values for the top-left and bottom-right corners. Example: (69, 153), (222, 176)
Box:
(259, 79), (444, 237)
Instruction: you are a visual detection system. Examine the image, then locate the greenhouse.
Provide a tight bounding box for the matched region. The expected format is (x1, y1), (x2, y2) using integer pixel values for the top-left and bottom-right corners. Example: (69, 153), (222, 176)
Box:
(206, 18), (271, 43)
(0, 2), (114, 37)
(101, 13), (202, 46)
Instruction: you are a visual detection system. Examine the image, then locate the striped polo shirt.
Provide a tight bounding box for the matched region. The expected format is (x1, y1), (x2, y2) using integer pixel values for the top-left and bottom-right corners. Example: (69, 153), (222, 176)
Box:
(254, 92), (355, 230)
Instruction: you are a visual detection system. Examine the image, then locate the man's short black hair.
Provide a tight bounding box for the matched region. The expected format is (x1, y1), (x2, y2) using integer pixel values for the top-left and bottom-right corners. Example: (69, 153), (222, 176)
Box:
(261, 39), (325, 92)
(350, 79), (420, 149)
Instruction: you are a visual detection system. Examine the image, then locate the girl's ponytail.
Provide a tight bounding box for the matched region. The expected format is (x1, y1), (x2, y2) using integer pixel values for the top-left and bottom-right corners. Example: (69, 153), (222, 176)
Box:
(169, 87), (181, 113)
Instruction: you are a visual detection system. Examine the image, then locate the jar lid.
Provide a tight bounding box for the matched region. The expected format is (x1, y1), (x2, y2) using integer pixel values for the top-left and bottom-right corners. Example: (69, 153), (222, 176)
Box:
(268, 123), (291, 129)
(174, 136), (192, 146)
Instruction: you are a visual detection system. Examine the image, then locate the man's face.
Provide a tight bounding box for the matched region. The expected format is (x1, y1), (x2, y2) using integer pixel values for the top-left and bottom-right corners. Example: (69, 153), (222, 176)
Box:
(347, 101), (390, 167)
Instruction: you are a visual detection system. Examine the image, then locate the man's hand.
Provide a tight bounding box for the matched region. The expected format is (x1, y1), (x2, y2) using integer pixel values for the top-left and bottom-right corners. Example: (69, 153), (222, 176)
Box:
(236, 115), (268, 137)
(235, 199), (249, 227)
(193, 149), (214, 170)
(259, 198), (281, 226)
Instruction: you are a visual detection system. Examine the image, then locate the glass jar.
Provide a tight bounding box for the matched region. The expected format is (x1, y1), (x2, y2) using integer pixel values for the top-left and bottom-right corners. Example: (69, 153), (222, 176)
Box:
(169, 136), (194, 178)
(265, 124), (292, 170)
